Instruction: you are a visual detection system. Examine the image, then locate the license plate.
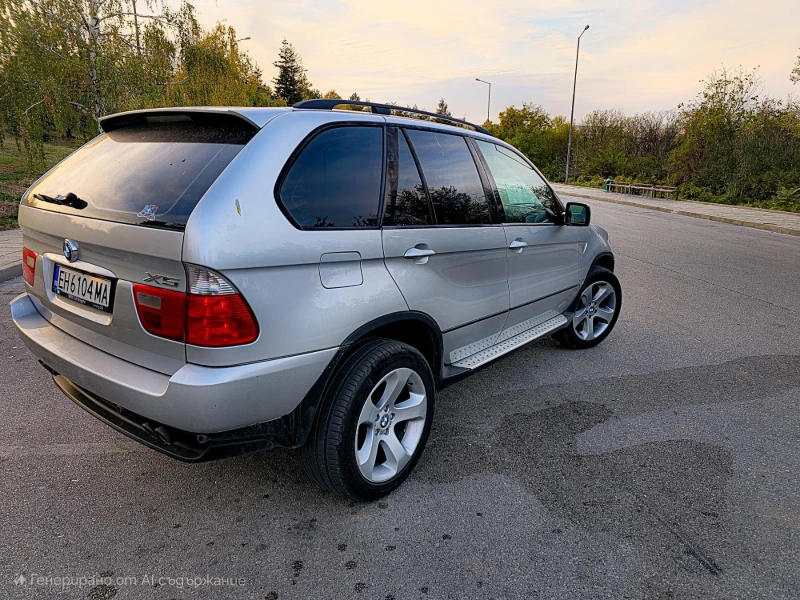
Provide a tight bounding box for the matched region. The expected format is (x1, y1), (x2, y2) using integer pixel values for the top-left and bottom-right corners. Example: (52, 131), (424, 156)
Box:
(52, 265), (115, 312)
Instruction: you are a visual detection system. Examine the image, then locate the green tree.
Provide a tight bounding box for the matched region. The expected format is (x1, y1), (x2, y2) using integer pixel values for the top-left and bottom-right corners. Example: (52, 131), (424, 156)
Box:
(792, 51), (800, 84)
(671, 66), (799, 203)
(671, 67), (760, 198)
(167, 12), (267, 108)
(488, 103), (555, 170)
(434, 98), (451, 124)
(0, 0), (154, 165)
(272, 39), (311, 105)
(0, 0), (273, 169)
(575, 109), (629, 178)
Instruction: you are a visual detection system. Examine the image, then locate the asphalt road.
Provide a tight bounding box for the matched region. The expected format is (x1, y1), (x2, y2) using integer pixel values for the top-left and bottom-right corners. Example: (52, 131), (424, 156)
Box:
(1, 197), (799, 599)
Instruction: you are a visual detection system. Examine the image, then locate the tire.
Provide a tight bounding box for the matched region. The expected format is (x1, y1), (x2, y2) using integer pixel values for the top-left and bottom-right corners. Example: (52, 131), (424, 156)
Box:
(299, 338), (436, 501)
(555, 266), (622, 349)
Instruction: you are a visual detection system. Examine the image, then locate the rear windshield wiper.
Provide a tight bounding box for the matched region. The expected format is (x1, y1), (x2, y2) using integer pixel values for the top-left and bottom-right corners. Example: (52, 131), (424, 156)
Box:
(33, 192), (88, 209)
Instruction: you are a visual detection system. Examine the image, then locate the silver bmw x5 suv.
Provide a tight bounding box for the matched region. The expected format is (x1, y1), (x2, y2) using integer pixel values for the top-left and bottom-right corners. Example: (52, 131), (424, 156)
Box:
(11, 100), (620, 500)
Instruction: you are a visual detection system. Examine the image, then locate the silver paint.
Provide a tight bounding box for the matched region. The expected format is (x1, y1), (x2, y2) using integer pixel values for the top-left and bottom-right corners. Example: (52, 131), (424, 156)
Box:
(11, 293), (336, 432)
(11, 105), (617, 440)
(383, 226), (510, 360)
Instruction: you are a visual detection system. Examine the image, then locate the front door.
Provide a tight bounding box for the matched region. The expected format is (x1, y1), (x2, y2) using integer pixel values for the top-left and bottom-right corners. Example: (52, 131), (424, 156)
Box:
(381, 127), (509, 364)
(474, 140), (585, 331)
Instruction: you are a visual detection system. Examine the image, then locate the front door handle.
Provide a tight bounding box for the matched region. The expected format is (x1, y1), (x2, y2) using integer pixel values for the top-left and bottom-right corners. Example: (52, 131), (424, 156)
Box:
(508, 238), (528, 253)
(404, 245), (436, 265)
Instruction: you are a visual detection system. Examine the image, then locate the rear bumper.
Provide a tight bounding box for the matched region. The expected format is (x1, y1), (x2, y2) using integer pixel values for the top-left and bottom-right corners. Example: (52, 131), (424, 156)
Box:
(52, 375), (276, 461)
(10, 292), (338, 435)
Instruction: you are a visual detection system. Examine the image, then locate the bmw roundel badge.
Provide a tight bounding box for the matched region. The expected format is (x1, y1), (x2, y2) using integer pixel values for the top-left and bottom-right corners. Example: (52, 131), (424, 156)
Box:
(63, 239), (79, 263)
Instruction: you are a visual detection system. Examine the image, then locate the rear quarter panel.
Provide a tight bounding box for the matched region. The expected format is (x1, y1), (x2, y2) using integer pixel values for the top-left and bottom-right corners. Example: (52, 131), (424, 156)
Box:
(182, 110), (409, 366)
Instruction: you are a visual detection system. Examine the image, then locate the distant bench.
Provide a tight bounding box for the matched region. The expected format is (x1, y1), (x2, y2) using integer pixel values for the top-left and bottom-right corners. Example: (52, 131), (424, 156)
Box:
(604, 181), (678, 200)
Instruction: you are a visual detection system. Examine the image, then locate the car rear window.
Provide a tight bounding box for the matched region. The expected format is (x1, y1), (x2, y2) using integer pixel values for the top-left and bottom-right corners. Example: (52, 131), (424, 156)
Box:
(23, 115), (255, 229)
(278, 125), (383, 229)
(382, 128), (433, 226)
(404, 129), (490, 226)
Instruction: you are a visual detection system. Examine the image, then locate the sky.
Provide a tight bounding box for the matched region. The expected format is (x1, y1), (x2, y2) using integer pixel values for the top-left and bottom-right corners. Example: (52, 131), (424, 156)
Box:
(189, 0), (800, 123)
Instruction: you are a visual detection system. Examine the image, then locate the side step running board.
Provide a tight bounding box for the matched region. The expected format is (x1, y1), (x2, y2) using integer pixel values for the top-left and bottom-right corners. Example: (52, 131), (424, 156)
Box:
(451, 314), (568, 369)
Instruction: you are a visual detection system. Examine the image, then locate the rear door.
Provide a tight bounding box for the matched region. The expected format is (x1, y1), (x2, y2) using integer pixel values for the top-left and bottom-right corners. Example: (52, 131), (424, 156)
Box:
(19, 112), (256, 374)
(381, 127), (509, 364)
(473, 139), (584, 332)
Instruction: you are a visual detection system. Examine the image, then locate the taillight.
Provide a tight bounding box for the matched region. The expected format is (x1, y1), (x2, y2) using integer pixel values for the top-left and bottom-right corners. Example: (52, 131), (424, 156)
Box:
(133, 284), (187, 342)
(185, 265), (259, 347)
(187, 294), (259, 347)
(22, 247), (37, 286)
(132, 266), (258, 347)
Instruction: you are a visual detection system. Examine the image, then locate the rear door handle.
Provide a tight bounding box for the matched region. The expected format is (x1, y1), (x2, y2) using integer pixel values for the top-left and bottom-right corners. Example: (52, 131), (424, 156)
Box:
(404, 245), (436, 264)
(509, 238), (528, 253)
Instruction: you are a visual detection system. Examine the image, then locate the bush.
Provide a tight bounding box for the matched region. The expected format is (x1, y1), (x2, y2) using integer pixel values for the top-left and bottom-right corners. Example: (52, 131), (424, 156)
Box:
(754, 187), (800, 212)
(487, 67), (799, 212)
(678, 183), (733, 204)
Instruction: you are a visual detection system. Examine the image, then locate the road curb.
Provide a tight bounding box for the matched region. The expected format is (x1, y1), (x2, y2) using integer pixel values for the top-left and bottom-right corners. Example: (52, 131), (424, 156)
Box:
(555, 189), (800, 237)
(674, 211), (800, 237)
(558, 185), (799, 215)
(0, 263), (21, 283)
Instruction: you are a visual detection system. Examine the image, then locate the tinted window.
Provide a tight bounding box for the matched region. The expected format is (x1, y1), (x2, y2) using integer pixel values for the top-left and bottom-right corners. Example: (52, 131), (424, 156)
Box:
(405, 130), (490, 225)
(476, 140), (561, 224)
(383, 128), (431, 226)
(23, 117), (254, 229)
(280, 126), (383, 228)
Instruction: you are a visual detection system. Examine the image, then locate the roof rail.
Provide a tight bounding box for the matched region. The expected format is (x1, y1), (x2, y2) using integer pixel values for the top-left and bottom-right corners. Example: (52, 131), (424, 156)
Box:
(293, 99), (493, 136)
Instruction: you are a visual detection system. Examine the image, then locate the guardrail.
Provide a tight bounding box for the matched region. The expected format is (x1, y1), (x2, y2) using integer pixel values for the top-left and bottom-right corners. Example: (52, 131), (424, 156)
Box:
(605, 182), (678, 200)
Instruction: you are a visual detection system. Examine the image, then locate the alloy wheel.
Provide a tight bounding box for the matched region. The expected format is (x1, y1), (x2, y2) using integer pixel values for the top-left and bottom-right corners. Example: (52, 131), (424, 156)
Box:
(573, 280), (617, 341)
(354, 368), (427, 483)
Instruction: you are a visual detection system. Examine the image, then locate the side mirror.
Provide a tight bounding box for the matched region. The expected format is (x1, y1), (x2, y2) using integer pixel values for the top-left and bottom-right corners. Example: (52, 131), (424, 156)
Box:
(565, 202), (591, 226)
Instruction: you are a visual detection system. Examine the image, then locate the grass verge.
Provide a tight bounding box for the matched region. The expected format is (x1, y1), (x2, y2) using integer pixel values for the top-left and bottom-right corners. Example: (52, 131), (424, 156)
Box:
(0, 139), (79, 230)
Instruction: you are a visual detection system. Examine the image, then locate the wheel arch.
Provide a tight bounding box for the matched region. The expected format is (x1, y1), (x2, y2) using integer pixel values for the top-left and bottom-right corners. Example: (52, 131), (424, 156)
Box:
(340, 311), (443, 381)
(569, 252), (617, 309)
(591, 251), (615, 273)
(277, 312), (444, 449)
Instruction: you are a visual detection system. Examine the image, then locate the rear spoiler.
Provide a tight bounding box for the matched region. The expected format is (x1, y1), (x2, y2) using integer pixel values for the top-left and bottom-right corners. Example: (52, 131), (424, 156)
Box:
(99, 108), (261, 133)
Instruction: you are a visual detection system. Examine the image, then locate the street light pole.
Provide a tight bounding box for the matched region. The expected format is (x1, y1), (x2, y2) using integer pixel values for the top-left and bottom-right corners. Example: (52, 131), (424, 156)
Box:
(565, 25), (589, 184)
(475, 78), (491, 123)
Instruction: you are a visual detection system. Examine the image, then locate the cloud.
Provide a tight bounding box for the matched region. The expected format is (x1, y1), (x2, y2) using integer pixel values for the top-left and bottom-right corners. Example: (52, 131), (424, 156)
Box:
(188, 0), (800, 122)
